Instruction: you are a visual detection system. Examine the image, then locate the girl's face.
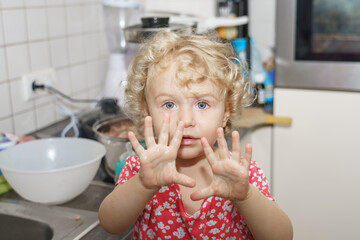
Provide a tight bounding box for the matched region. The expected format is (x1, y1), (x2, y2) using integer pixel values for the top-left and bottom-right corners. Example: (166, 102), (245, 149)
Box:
(145, 62), (230, 162)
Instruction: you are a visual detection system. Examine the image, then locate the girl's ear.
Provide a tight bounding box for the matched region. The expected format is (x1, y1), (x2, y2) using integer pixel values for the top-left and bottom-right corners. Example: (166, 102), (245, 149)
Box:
(222, 106), (231, 128)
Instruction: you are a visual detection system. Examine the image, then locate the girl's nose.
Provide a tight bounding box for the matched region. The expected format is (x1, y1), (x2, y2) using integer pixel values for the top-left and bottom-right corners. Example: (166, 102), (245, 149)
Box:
(177, 107), (195, 127)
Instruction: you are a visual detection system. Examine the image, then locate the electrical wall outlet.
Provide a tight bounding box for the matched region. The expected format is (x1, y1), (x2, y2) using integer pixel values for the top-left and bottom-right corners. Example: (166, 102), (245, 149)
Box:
(22, 68), (57, 102)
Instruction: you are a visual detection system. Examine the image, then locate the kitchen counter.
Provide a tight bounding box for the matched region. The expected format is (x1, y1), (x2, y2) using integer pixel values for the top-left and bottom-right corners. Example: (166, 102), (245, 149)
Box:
(0, 180), (134, 240)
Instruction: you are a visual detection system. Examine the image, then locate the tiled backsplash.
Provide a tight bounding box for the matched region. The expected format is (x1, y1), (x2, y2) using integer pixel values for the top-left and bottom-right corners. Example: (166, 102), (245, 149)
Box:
(0, 0), (109, 135)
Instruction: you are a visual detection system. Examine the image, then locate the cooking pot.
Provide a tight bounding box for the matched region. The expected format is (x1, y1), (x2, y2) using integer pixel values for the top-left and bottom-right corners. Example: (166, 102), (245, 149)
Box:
(124, 16), (197, 43)
(92, 114), (144, 181)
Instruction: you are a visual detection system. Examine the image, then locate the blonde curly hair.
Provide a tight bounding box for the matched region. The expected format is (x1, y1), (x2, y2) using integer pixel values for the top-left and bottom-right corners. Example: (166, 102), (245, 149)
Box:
(124, 30), (253, 135)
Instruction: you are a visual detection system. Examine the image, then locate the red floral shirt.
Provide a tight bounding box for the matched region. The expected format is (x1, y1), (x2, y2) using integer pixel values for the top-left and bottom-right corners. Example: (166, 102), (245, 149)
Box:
(117, 155), (274, 240)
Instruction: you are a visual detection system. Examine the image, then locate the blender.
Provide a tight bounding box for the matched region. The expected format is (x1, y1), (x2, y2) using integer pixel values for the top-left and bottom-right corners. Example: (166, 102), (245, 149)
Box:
(102, 0), (143, 109)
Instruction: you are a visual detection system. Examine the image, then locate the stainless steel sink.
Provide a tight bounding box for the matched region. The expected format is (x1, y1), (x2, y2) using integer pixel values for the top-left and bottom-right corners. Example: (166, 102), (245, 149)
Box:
(0, 199), (99, 240)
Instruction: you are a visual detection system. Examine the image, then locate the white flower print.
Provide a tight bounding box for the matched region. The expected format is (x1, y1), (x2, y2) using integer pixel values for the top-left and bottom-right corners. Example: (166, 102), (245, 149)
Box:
(193, 211), (200, 218)
(206, 220), (217, 226)
(173, 227), (185, 239)
(159, 186), (169, 193)
(142, 224), (148, 231)
(209, 228), (220, 234)
(154, 205), (164, 215)
(146, 229), (155, 239)
(222, 200), (232, 212)
(217, 212), (225, 219)
(163, 201), (171, 209)
(200, 233), (209, 240)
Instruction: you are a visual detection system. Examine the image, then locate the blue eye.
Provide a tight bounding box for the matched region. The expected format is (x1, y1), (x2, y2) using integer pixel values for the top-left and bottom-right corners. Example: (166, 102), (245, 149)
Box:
(164, 102), (175, 109)
(197, 102), (208, 109)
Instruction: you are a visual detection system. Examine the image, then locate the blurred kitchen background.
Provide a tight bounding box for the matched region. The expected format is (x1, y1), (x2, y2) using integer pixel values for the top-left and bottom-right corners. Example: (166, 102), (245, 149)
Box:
(0, 0), (275, 135)
(1, 0), (360, 239)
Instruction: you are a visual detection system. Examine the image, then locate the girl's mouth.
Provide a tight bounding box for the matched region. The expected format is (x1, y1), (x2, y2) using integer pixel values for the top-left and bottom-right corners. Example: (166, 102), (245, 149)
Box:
(181, 135), (198, 145)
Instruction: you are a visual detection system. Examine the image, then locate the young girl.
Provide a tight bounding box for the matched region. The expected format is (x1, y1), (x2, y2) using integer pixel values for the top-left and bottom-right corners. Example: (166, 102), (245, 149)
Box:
(99, 31), (293, 240)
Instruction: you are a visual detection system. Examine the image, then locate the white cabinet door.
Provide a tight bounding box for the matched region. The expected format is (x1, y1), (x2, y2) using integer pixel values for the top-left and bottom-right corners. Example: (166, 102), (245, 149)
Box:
(273, 88), (360, 240)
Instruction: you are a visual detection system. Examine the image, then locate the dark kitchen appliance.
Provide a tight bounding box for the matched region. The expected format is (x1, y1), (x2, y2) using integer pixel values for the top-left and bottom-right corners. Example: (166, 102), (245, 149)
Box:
(276, 0), (360, 92)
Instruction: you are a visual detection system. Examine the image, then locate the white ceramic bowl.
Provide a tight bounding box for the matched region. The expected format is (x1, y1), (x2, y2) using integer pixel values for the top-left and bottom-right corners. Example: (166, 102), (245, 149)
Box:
(0, 138), (106, 205)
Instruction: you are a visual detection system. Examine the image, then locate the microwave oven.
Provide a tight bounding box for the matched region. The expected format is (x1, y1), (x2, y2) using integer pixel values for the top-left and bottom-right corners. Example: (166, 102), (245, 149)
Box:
(276, 0), (360, 92)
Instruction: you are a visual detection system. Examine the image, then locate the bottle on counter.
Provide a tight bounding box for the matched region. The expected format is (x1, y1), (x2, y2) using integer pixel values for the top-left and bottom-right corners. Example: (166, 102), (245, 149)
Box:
(253, 73), (266, 108)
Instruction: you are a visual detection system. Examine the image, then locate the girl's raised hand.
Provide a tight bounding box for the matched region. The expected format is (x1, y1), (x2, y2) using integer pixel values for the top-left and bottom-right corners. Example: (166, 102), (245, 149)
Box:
(128, 115), (196, 190)
(191, 128), (252, 202)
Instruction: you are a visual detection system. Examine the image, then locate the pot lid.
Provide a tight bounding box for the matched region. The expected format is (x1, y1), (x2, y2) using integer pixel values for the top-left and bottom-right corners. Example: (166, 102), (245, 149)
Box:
(124, 17), (197, 43)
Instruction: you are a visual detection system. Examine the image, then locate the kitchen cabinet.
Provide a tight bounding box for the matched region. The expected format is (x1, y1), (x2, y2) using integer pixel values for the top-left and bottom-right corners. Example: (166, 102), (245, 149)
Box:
(272, 88), (360, 239)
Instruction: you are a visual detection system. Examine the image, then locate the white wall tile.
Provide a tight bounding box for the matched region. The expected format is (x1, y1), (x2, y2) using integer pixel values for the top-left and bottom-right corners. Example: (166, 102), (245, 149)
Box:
(2, 1), (110, 135)
(0, 117), (14, 134)
(47, 7), (66, 38)
(50, 38), (69, 68)
(34, 92), (55, 107)
(69, 64), (86, 93)
(82, 5), (99, 33)
(6, 44), (30, 79)
(26, 8), (48, 41)
(2, 9), (27, 44)
(84, 33), (99, 61)
(86, 60), (99, 88)
(0, 82), (12, 118)
(88, 86), (102, 100)
(98, 58), (108, 86)
(29, 41), (51, 71)
(66, 5), (83, 35)
(46, 0), (64, 6)
(56, 68), (71, 94)
(13, 110), (36, 135)
(25, 0), (46, 7)
(35, 103), (56, 129)
(98, 32), (109, 57)
(64, 0), (82, 5)
(0, 11), (5, 46)
(70, 91), (91, 112)
(0, 47), (8, 82)
(1, 0), (24, 8)
(10, 78), (34, 114)
(68, 35), (85, 64)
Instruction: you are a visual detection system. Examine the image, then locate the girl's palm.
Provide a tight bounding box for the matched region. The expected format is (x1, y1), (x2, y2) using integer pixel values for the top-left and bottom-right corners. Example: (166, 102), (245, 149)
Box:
(128, 115), (195, 190)
(191, 128), (252, 202)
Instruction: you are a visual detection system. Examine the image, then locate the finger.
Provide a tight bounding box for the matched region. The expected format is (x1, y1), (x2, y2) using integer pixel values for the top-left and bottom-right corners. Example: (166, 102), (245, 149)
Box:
(169, 121), (184, 150)
(190, 187), (214, 201)
(158, 114), (170, 145)
(243, 144), (252, 169)
(216, 128), (229, 160)
(128, 131), (145, 157)
(173, 172), (195, 188)
(231, 131), (241, 162)
(201, 137), (217, 167)
(144, 116), (156, 148)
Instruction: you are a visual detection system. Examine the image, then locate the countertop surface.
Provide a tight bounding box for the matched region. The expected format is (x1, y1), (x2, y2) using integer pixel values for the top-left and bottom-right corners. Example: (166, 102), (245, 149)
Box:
(0, 181), (134, 240)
